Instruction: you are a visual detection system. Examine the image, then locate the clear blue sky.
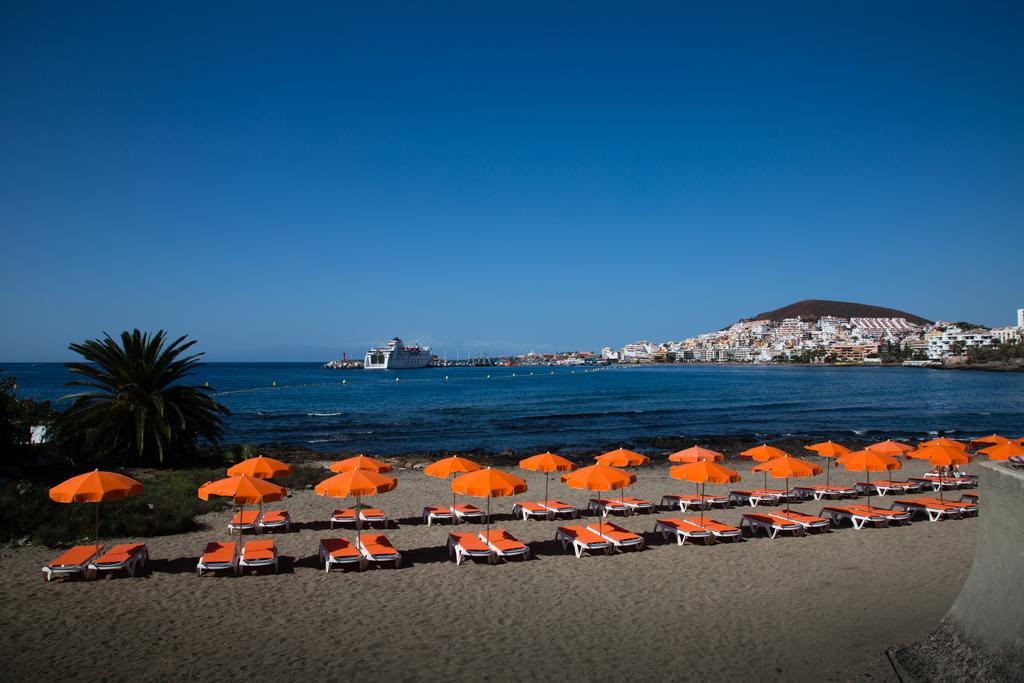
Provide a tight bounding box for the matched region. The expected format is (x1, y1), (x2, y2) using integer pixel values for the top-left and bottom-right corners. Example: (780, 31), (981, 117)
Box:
(2, 3), (1022, 361)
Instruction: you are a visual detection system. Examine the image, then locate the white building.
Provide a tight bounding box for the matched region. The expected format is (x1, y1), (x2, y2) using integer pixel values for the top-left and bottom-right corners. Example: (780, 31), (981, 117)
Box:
(1018, 308), (1024, 328)
(619, 341), (657, 362)
(992, 326), (1022, 344)
(601, 346), (619, 361)
(927, 330), (996, 360)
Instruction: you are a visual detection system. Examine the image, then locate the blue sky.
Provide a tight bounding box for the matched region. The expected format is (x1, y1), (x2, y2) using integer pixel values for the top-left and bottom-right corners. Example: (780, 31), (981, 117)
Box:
(2, 3), (1022, 361)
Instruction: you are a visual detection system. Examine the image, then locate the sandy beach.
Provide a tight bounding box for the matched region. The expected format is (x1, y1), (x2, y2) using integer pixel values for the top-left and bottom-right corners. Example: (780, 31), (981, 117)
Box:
(0, 457), (976, 682)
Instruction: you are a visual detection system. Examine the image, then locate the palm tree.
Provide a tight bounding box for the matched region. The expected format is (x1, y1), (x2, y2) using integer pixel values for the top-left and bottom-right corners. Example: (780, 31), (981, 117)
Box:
(53, 330), (230, 466)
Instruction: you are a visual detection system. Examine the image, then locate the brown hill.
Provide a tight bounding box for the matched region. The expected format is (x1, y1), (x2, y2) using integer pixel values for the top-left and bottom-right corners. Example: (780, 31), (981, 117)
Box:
(746, 299), (932, 325)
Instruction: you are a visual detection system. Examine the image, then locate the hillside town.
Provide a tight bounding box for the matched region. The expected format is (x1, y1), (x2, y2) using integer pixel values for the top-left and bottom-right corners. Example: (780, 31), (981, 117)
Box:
(600, 307), (1024, 366)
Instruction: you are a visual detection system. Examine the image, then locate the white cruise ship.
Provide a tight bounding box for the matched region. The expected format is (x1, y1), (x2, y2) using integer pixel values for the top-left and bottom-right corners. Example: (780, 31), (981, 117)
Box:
(364, 337), (433, 369)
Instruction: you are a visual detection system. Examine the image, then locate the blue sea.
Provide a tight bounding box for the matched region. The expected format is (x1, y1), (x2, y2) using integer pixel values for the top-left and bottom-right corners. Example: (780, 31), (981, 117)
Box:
(3, 363), (1022, 454)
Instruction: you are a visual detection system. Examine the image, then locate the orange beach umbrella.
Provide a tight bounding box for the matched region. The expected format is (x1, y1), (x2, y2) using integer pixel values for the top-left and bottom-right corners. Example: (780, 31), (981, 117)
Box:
(451, 467), (527, 541)
(227, 455), (293, 479)
(908, 445), (972, 502)
(667, 446), (724, 463)
(971, 434), (1010, 447)
(315, 470), (397, 547)
(670, 461), (740, 523)
(866, 440), (914, 457)
(919, 437), (968, 451)
(330, 454), (393, 473)
(752, 456), (822, 512)
(50, 470), (144, 544)
(199, 475), (287, 504)
(979, 441), (1024, 461)
(837, 449), (901, 507)
(198, 475), (286, 554)
(424, 456), (482, 522)
(740, 444), (790, 488)
(562, 464), (635, 536)
(594, 448), (650, 467)
(804, 441), (851, 487)
(519, 452), (576, 505)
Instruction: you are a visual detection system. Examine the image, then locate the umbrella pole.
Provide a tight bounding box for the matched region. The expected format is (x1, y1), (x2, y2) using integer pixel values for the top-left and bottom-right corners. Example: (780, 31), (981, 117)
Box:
(939, 468), (944, 503)
(95, 502), (100, 546)
(825, 458), (830, 487)
(786, 477), (790, 513)
(485, 494), (491, 545)
(544, 473), (549, 505)
(452, 489), (458, 525)
(699, 482), (705, 526)
(355, 494), (361, 550)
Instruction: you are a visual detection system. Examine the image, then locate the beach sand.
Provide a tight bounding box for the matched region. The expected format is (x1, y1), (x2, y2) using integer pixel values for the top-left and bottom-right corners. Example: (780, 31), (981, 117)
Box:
(0, 458), (976, 682)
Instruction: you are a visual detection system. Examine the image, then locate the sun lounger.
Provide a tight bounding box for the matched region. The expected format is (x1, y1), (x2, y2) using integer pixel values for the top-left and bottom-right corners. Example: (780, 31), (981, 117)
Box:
(239, 539), (278, 574)
(539, 500), (579, 518)
(479, 529), (530, 561)
(511, 501), (553, 521)
(618, 496), (655, 514)
(659, 493), (729, 511)
(854, 480), (921, 496)
(554, 525), (613, 558)
(331, 507), (387, 529)
(452, 504), (485, 523)
(792, 484), (858, 501)
(42, 544), (102, 582)
(586, 522), (644, 551)
(447, 532), (496, 565)
(914, 497), (978, 516)
(891, 499), (964, 522)
(767, 510), (830, 533)
(356, 533), (402, 567)
(319, 538), (367, 572)
(820, 505), (890, 529)
(422, 505), (456, 526)
(690, 518), (743, 541)
(196, 541), (238, 577)
(228, 510), (259, 532)
(588, 498), (630, 517)
(846, 504), (912, 524)
(89, 543), (149, 577)
(740, 512), (804, 539)
(653, 518), (714, 545)
(728, 490), (781, 507)
(257, 509), (291, 533)
(908, 477), (963, 492)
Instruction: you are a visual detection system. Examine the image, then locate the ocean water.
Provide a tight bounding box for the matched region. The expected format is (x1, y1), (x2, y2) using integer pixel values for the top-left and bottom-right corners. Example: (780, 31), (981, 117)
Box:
(3, 363), (1023, 454)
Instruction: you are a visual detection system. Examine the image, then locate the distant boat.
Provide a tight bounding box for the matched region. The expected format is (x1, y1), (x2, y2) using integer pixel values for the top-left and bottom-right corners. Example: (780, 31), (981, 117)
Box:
(364, 337), (432, 370)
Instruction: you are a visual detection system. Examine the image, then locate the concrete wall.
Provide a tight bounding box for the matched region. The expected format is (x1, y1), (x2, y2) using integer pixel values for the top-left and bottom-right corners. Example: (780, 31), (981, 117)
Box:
(946, 460), (1024, 650)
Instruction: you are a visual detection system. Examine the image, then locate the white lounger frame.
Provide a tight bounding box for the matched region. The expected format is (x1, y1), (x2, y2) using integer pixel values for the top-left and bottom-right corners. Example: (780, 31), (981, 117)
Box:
(740, 514), (804, 539)
(511, 503), (553, 521)
(480, 533), (530, 562)
(42, 547), (103, 582)
(356, 538), (403, 567)
(89, 545), (149, 577)
(728, 491), (781, 508)
(891, 501), (963, 522)
(238, 545), (279, 574)
(447, 535), (495, 565)
(653, 520), (713, 546)
(318, 542), (367, 572)
(587, 499), (630, 517)
(554, 528), (611, 558)
(422, 507), (456, 526)
(586, 524), (645, 551)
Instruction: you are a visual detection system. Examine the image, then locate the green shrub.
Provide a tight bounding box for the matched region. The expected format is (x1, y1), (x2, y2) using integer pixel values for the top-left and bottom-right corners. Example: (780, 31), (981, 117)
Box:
(0, 468), (230, 547)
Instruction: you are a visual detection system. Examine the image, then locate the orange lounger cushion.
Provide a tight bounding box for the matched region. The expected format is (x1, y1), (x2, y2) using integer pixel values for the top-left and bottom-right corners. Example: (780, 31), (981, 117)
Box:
(450, 532), (491, 553)
(360, 533), (398, 555)
(94, 543), (146, 565)
(453, 504), (482, 513)
(261, 510), (289, 523)
(684, 518), (739, 534)
(916, 497), (973, 509)
(203, 542), (236, 564)
(481, 529), (526, 552)
(425, 505), (452, 514)
(242, 540), (276, 562)
(321, 538), (361, 559)
(334, 507), (385, 518)
(558, 525), (607, 545)
(589, 522), (640, 542)
(620, 497), (653, 505)
(772, 510), (827, 523)
(658, 518), (707, 533)
(230, 510), (260, 525)
(51, 545), (102, 568)
(540, 500), (574, 509)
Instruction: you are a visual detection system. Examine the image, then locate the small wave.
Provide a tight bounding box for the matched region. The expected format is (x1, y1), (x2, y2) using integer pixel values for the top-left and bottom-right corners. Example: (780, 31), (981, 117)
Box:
(308, 412), (343, 417)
